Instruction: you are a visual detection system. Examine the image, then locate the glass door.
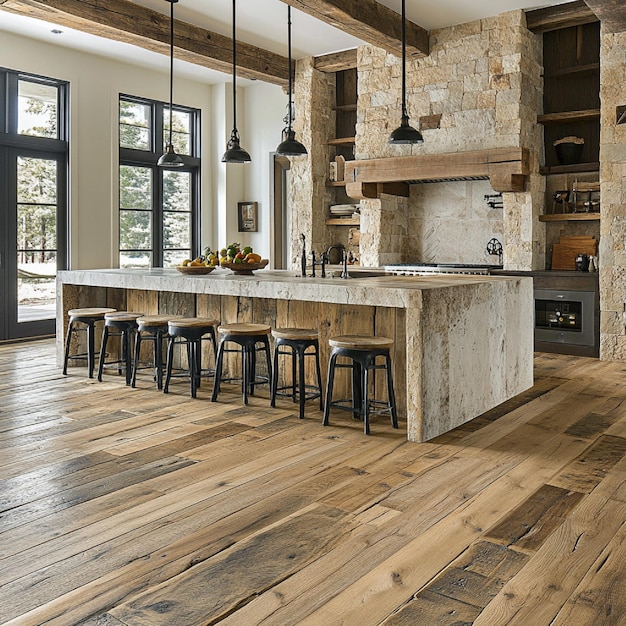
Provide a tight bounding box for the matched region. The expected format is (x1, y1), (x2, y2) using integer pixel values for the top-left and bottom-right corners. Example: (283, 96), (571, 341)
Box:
(0, 70), (68, 341)
(0, 148), (65, 340)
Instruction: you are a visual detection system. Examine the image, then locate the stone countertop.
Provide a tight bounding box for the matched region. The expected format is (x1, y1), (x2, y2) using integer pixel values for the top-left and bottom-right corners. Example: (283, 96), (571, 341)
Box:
(58, 268), (528, 310)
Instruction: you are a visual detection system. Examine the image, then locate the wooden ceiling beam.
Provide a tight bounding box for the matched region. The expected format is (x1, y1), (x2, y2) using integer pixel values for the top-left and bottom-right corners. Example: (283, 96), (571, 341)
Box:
(279, 0), (429, 57)
(525, 0), (597, 33)
(583, 0), (626, 33)
(0, 0), (290, 86)
(314, 48), (357, 72)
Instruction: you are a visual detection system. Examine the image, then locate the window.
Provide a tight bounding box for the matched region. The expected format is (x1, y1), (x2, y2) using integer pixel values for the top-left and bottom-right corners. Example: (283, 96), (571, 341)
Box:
(118, 95), (200, 268)
(0, 68), (68, 340)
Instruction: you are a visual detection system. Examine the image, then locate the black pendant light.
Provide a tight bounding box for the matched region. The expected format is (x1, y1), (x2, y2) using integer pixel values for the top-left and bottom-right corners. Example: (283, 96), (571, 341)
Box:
(222, 0), (251, 163)
(276, 5), (307, 156)
(158, 0), (184, 167)
(389, 0), (423, 145)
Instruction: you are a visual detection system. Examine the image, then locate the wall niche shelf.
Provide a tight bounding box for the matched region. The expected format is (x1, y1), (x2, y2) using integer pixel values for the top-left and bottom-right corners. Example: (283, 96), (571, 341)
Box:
(326, 180), (347, 187)
(539, 213), (600, 222)
(325, 216), (360, 226)
(540, 162), (599, 175)
(327, 136), (356, 146)
(537, 109), (600, 124)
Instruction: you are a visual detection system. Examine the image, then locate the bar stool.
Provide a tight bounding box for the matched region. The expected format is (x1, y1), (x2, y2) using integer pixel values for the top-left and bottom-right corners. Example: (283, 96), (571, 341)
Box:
(270, 328), (323, 419)
(131, 315), (181, 389)
(97, 312), (144, 385)
(163, 318), (219, 398)
(63, 307), (117, 378)
(323, 335), (399, 435)
(211, 323), (272, 405)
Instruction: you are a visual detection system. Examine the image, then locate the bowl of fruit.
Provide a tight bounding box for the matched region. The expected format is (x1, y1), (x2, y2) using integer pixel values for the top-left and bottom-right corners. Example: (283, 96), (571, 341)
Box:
(176, 248), (219, 274)
(219, 243), (269, 275)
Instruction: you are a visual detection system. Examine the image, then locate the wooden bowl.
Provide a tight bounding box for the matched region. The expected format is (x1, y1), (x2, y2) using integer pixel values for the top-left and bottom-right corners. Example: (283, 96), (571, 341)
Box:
(175, 265), (216, 275)
(220, 259), (269, 275)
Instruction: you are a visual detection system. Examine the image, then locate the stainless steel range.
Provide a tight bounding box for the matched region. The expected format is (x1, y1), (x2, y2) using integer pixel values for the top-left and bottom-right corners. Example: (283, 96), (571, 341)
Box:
(384, 263), (503, 276)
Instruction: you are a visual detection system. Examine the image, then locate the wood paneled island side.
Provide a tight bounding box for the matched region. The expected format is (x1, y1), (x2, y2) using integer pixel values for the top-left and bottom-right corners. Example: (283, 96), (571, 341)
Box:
(56, 268), (534, 442)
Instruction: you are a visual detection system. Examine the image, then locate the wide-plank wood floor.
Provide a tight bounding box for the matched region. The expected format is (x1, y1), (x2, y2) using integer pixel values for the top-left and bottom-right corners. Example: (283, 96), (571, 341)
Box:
(1, 339), (626, 625)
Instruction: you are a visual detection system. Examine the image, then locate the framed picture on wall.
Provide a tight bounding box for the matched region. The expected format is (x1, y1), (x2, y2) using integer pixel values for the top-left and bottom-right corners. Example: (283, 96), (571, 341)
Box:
(238, 202), (258, 232)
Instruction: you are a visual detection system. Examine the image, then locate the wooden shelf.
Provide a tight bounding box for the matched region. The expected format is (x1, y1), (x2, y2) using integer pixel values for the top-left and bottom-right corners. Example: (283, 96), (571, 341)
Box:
(537, 109), (600, 124)
(326, 180), (347, 187)
(325, 217), (360, 226)
(540, 162), (599, 175)
(327, 136), (356, 146)
(333, 104), (357, 112)
(544, 63), (599, 78)
(539, 213), (600, 222)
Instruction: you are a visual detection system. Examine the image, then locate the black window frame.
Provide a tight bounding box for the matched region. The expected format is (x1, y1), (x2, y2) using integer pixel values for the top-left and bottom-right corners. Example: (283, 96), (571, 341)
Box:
(118, 94), (201, 268)
(0, 67), (69, 339)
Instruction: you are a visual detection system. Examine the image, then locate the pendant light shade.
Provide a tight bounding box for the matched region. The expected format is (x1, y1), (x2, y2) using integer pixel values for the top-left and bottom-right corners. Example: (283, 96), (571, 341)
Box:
(389, 0), (423, 145)
(276, 5), (307, 156)
(158, 0), (184, 167)
(222, 0), (251, 163)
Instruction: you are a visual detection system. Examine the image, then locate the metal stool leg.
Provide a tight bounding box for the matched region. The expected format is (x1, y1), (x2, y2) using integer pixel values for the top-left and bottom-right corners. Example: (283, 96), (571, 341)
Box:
(97, 325), (109, 382)
(163, 336), (175, 394)
(323, 352), (338, 426)
(386, 353), (399, 428)
(87, 320), (97, 379)
(63, 320), (75, 375)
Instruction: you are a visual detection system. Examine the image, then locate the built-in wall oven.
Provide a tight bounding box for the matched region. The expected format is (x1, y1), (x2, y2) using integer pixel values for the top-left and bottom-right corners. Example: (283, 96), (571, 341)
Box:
(534, 288), (596, 348)
(532, 273), (599, 358)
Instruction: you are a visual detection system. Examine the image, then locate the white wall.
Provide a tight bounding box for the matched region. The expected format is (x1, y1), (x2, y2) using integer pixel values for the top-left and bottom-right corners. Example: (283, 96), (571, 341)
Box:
(241, 81), (286, 258)
(0, 30), (285, 268)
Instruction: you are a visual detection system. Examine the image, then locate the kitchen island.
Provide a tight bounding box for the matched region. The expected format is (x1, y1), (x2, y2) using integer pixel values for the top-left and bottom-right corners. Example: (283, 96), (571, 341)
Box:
(56, 268), (533, 442)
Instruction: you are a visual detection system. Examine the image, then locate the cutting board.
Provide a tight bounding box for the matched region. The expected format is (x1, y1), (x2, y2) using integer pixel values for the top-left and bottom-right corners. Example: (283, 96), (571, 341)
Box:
(551, 236), (597, 270)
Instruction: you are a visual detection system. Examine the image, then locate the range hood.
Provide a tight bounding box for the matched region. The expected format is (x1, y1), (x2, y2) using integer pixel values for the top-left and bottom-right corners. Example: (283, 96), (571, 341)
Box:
(343, 147), (529, 199)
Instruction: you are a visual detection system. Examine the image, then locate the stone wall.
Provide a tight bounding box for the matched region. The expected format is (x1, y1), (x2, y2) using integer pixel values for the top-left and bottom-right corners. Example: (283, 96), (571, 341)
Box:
(293, 10), (545, 270)
(358, 10), (544, 268)
(598, 26), (626, 360)
(289, 58), (336, 269)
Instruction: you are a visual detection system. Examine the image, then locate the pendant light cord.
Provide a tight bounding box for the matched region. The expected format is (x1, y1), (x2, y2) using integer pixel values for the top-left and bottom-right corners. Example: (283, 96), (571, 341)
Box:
(287, 5), (293, 131)
(231, 0), (238, 136)
(401, 0), (407, 119)
(168, 0), (175, 146)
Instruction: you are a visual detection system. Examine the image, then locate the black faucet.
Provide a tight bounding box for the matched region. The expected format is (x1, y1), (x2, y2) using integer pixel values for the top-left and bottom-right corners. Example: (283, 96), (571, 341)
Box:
(300, 234), (306, 278)
(311, 250), (327, 278)
(340, 249), (349, 279)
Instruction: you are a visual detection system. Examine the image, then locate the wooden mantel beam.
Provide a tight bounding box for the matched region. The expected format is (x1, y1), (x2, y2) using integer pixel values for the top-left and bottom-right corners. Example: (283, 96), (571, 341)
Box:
(344, 148), (530, 194)
(278, 0), (429, 57)
(583, 0), (626, 33)
(0, 0), (290, 86)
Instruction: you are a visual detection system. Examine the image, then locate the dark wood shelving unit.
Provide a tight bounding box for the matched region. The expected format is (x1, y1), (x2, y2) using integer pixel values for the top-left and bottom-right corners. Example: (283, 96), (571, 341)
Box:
(541, 22), (600, 169)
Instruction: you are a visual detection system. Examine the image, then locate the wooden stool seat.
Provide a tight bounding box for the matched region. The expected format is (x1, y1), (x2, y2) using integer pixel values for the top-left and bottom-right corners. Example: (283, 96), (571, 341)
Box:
(131, 315), (182, 389)
(218, 323), (271, 336)
(329, 335), (394, 350)
(170, 317), (221, 329)
(212, 323), (272, 405)
(324, 335), (398, 435)
(68, 307), (117, 319)
(270, 328), (322, 419)
(163, 318), (219, 398)
(97, 312), (143, 385)
(63, 307), (117, 378)
(272, 328), (319, 341)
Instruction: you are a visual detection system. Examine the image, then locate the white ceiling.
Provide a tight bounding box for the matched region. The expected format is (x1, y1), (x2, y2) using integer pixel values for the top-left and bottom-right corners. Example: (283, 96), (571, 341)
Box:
(0, 0), (575, 84)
